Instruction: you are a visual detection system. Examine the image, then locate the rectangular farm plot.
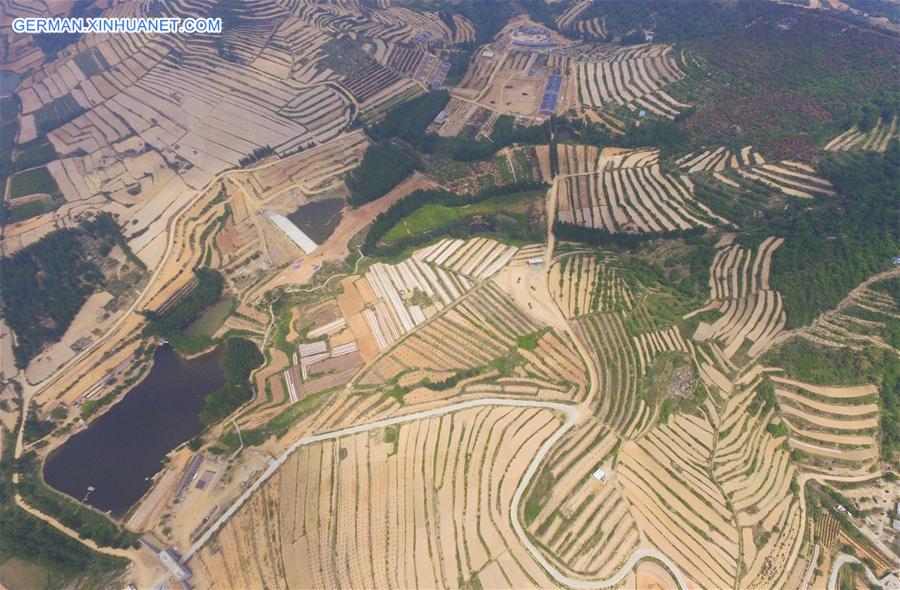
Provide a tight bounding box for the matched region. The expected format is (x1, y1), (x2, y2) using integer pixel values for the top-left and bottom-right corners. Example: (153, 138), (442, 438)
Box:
(282, 336), (363, 403)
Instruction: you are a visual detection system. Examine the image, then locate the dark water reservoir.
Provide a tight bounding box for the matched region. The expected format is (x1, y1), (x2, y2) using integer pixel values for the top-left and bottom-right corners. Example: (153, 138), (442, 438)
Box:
(43, 344), (224, 518)
(287, 198), (343, 243)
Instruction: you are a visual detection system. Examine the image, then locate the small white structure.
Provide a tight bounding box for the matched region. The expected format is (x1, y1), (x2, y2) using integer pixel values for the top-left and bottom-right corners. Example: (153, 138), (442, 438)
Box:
(592, 467), (607, 482)
(527, 257), (544, 265)
(262, 210), (318, 255)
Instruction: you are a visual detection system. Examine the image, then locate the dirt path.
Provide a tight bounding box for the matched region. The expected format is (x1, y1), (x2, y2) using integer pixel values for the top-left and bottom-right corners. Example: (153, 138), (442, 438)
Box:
(505, 148), (518, 183)
(14, 494), (136, 559)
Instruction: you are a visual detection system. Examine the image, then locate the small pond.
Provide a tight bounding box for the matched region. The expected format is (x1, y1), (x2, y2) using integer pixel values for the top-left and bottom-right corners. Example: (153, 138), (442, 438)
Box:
(287, 198), (344, 244)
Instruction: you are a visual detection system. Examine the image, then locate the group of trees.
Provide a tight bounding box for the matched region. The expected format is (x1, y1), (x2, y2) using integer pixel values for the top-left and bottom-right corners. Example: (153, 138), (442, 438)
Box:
(685, 3), (898, 156)
(345, 143), (416, 206)
(199, 337), (263, 426)
(238, 145), (274, 168)
(142, 267), (224, 351)
(767, 145), (899, 328)
(345, 91), (453, 206)
(0, 214), (129, 368)
(369, 91), (450, 146)
(554, 221), (707, 250)
(432, 115), (551, 163)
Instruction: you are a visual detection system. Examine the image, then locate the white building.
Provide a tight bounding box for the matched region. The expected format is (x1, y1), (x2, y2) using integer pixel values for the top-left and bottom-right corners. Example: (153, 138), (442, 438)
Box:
(262, 210), (318, 254)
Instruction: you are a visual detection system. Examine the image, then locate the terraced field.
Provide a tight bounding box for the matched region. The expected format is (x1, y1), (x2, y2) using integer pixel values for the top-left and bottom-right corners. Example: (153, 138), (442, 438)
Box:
(771, 376), (881, 475)
(549, 254), (634, 318)
(523, 421), (639, 580)
(555, 148), (721, 232)
(825, 116), (898, 153)
(691, 237), (787, 361)
(190, 405), (564, 590)
(573, 44), (690, 119)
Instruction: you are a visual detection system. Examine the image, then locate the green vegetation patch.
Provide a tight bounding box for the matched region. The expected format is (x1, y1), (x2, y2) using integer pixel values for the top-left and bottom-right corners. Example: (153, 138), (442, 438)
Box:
(184, 297), (234, 339)
(7, 199), (57, 223)
(524, 465), (556, 524)
(214, 388), (334, 454)
(0, 213), (139, 368)
(199, 337), (264, 426)
(555, 222), (709, 253)
(516, 329), (549, 351)
(72, 47), (111, 77)
(31, 94), (85, 137)
(764, 148), (899, 328)
(345, 142), (415, 207)
(8, 167), (59, 199)
(142, 267), (224, 353)
(364, 182), (547, 258)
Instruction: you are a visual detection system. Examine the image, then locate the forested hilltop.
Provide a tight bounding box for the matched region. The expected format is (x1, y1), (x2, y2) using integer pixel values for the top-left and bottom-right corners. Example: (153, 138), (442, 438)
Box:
(0, 213), (144, 368)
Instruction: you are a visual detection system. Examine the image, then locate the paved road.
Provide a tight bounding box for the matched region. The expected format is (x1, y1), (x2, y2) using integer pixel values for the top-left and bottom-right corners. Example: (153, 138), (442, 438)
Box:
(182, 398), (688, 589)
(827, 553), (894, 590)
